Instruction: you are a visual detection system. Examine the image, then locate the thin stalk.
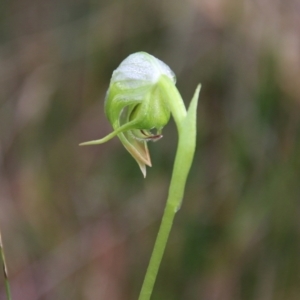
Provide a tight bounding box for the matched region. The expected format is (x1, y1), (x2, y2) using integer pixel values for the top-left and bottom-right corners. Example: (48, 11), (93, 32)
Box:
(0, 232), (12, 300)
(138, 84), (200, 300)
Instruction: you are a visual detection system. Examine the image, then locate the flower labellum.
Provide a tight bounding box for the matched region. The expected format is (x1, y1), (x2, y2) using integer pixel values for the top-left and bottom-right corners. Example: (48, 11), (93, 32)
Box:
(80, 52), (177, 177)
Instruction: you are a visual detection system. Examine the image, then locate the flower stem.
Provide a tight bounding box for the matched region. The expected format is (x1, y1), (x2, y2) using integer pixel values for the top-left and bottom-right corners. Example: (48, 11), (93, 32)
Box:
(138, 201), (176, 300)
(138, 84), (201, 300)
(0, 231), (12, 300)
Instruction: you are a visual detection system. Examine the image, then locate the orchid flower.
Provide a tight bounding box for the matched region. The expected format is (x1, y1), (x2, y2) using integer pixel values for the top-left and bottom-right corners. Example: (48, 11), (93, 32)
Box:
(80, 52), (176, 177)
(80, 52), (201, 300)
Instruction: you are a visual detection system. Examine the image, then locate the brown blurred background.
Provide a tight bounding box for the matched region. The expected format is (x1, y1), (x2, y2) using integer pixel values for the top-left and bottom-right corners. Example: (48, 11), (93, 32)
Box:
(1, 0), (300, 299)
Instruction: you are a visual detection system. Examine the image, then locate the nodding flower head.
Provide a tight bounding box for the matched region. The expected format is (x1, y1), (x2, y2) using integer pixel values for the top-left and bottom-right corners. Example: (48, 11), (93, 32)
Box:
(80, 52), (177, 177)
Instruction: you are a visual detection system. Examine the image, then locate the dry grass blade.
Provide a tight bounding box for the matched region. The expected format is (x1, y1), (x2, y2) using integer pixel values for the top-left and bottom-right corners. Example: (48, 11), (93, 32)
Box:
(0, 230), (12, 300)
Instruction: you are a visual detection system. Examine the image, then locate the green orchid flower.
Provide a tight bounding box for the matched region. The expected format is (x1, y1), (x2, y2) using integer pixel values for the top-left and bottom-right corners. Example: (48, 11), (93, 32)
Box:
(80, 52), (176, 177)
(80, 52), (201, 300)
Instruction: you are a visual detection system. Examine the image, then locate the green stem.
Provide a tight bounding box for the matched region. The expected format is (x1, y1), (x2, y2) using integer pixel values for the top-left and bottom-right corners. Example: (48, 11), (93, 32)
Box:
(0, 232), (12, 300)
(138, 83), (201, 300)
(138, 200), (176, 300)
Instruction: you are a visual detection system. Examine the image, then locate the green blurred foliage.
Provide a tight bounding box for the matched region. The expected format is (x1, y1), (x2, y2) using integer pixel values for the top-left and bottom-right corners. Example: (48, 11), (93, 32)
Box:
(1, 0), (300, 299)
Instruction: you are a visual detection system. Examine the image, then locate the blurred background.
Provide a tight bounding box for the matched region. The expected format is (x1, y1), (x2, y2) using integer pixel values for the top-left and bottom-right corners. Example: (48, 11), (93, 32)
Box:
(1, 0), (300, 299)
